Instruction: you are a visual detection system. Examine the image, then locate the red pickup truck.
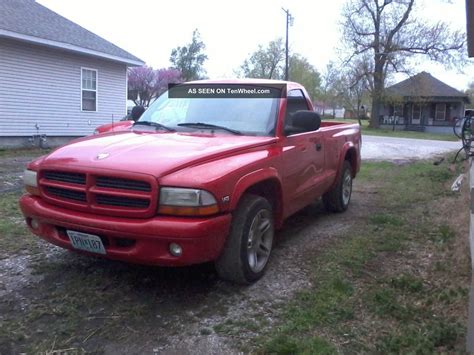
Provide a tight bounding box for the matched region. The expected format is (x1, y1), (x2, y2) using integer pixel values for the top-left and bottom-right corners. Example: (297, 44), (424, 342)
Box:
(19, 79), (361, 283)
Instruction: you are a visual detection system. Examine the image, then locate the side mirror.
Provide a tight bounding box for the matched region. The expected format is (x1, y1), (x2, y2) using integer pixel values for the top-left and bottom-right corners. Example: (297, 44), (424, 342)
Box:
(285, 110), (321, 135)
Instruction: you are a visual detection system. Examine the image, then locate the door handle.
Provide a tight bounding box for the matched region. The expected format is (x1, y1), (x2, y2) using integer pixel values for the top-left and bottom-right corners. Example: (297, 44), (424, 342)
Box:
(315, 143), (322, 151)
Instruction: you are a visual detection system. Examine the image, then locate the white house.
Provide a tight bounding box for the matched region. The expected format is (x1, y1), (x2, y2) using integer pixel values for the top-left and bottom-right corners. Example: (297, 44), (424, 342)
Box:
(0, 0), (144, 147)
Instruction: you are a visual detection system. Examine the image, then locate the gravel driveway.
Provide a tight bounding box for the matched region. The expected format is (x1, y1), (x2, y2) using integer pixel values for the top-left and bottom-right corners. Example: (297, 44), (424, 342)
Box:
(361, 135), (461, 161)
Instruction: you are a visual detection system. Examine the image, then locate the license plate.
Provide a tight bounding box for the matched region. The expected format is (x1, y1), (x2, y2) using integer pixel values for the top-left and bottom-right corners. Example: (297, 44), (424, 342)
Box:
(67, 230), (106, 255)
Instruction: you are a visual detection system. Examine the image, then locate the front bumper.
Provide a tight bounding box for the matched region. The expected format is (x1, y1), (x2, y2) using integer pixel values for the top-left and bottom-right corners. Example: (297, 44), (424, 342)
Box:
(19, 195), (231, 266)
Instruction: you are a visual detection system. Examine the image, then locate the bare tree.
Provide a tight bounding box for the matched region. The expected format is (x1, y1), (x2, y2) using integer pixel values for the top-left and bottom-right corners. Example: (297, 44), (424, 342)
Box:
(335, 61), (371, 124)
(320, 62), (340, 117)
(341, 0), (466, 128)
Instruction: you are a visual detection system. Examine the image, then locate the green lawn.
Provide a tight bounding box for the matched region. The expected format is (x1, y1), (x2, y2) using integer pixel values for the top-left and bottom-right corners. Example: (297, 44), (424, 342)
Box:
(255, 155), (469, 353)
(324, 118), (459, 142)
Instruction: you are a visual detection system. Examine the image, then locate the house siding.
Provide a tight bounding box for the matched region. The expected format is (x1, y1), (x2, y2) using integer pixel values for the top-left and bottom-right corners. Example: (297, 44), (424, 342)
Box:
(0, 38), (127, 137)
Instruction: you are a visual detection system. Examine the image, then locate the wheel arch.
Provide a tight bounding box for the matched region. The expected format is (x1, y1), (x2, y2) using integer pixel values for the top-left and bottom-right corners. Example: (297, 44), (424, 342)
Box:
(344, 145), (358, 177)
(230, 169), (284, 229)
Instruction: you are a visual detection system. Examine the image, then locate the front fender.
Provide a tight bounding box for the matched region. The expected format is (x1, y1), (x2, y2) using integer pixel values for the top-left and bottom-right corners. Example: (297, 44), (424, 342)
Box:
(229, 167), (282, 210)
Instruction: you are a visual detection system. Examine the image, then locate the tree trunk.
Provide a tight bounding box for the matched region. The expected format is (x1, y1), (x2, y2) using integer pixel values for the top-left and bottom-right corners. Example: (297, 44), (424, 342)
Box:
(370, 96), (382, 128)
(357, 98), (362, 126)
(370, 63), (384, 129)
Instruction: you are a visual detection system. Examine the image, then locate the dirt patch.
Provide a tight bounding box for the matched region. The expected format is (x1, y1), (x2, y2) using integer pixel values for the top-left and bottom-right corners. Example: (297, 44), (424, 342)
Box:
(0, 151), (47, 193)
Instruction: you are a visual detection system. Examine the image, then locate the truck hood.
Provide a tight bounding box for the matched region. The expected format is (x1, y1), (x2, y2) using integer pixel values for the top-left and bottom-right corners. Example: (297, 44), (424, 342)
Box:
(40, 132), (277, 177)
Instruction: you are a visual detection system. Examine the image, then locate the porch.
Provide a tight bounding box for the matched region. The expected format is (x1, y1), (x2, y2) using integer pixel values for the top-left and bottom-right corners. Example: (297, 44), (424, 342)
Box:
(379, 100), (465, 134)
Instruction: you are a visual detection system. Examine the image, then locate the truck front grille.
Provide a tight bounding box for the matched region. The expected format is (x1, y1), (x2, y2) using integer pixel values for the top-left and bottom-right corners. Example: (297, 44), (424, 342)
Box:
(96, 176), (151, 192)
(96, 194), (150, 208)
(46, 186), (86, 202)
(43, 171), (86, 185)
(39, 169), (157, 218)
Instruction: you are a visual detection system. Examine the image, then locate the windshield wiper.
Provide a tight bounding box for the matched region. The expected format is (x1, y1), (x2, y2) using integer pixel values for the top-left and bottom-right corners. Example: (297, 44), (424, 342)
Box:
(133, 121), (175, 132)
(177, 122), (242, 135)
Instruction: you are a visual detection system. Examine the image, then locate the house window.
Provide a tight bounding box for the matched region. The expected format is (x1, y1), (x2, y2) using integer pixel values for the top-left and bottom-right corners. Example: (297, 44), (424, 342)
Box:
(81, 68), (97, 111)
(411, 103), (421, 121)
(435, 103), (446, 120)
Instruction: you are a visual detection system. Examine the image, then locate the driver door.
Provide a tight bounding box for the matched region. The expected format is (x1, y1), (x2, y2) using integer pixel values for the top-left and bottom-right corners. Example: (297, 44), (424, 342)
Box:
(281, 90), (325, 217)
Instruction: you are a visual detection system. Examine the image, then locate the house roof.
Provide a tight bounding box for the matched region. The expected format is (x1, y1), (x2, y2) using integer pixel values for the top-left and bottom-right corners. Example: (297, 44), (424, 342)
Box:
(0, 0), (144, 66)
(386, 72), (468, 100)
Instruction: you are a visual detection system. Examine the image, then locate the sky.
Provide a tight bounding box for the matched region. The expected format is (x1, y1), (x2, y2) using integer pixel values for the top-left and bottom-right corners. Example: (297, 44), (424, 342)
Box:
(38, 0), (474, 90)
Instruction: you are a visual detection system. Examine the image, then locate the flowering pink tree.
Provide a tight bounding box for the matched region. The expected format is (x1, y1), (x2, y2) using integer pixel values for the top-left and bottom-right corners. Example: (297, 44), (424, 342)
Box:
(128, 66), (182, 107)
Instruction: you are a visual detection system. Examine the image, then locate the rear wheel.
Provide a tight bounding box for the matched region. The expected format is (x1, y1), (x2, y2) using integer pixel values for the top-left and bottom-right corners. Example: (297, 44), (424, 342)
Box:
(323, 160), (353, 212)
(215, 194), (274, 284)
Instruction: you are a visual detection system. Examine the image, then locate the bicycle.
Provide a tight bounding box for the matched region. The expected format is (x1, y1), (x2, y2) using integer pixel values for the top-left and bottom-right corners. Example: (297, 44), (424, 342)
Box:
(453, 116), (474, 162)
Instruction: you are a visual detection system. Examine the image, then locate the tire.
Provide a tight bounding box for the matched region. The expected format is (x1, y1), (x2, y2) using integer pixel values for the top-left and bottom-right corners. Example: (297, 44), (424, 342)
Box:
(453, 117), (464, 139)
(323, 160), (353, 213)
(215, 194), (274, 284)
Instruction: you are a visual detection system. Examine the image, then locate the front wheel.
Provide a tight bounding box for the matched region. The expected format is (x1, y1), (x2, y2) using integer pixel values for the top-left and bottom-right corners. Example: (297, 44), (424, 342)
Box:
(323, 160), (353, 212)
(215, 194), (274, 284)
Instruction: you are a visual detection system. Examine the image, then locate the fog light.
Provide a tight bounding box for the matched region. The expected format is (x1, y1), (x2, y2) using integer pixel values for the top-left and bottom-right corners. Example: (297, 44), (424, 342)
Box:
(30, 218), (39, 230)
(169, 243), (182, 257)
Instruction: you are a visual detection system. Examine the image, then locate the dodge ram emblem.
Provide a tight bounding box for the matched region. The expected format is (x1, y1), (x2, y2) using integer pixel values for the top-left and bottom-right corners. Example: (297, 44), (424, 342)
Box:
(96, 153), (110, 160)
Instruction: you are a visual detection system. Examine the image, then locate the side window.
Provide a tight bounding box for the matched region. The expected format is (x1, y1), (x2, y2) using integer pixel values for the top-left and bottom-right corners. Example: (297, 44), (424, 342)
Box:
(81, 68), (98, 111)
(285, 89), (310, 134)
(288, 89), (305, 98)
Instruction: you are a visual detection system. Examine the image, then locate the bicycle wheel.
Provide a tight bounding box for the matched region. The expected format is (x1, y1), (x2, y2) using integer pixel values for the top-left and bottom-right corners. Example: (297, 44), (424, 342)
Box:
(453, 117), (464, 138)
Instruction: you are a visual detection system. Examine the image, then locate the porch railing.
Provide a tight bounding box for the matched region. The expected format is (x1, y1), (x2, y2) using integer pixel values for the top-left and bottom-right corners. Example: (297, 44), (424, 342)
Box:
(379, 115), (453, 127)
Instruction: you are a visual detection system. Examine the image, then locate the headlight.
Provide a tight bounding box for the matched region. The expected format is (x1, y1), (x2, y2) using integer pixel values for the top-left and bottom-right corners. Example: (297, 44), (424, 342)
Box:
(23, 170), (39, 195)
(158, 187), (219, 216)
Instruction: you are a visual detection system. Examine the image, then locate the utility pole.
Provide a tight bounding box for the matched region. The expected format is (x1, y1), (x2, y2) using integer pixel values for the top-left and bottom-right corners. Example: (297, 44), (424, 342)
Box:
(281, 8), (293, 81)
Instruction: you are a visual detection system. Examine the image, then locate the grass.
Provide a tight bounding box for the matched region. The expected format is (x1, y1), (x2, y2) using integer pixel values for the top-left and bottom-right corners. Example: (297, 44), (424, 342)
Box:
(377, 320), (464, 353)
(251, 154), (469, 353)
(265, 335), (337, 355)
(324, 118), (459, 141)
(0, 191), (40, 258)
(389, 274), (424, 293)
(0, 147), (51, 159)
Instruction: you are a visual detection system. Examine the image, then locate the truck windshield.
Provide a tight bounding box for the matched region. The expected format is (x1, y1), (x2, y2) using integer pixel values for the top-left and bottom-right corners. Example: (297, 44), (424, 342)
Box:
(138, 90), (279, 136)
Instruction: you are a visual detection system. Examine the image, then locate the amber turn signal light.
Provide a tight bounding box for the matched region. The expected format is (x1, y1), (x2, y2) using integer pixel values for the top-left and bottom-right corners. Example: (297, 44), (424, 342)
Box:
(158, 204), (219, 216)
